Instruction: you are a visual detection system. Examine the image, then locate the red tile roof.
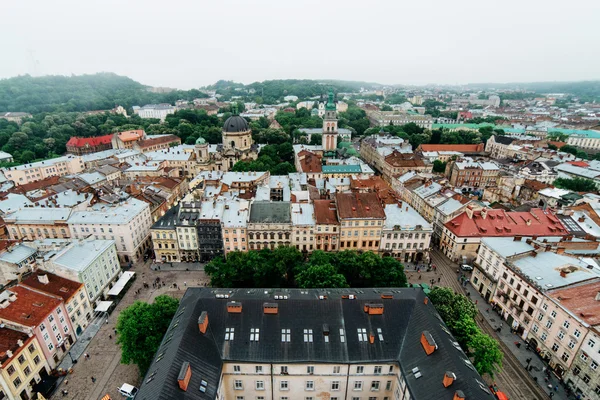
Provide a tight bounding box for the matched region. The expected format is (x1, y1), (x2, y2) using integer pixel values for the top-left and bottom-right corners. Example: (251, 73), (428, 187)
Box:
(548, 280), (600, 326)
(444, 208), (568, 238)
(66, 134), (113, 148)
(336, 192), (386, 220)
(21, 271), (83, 303)
(118, 130), (145, 142)
(0, 327), (31, 365)
(0, 286), (62, 327)
(418, 143), (484, 153)
(568, 161), (589, 168)
(136, 135), (181, 149)
(313, 200), (339, 225)
(298, 151), (322, 173)
(384, 151), (426, 168)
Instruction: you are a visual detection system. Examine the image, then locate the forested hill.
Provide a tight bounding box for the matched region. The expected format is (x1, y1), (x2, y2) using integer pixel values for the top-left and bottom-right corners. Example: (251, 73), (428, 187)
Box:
(0, 73), (207, 114)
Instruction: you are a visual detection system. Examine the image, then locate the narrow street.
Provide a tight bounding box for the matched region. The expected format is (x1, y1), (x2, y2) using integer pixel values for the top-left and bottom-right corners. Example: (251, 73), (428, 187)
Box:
(50, 261), (209, 400)
(429, 248), (562, 400)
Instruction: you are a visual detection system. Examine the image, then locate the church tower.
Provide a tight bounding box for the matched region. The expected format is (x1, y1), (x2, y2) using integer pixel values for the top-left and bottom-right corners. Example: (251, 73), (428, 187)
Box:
(322, 90), (338, 151)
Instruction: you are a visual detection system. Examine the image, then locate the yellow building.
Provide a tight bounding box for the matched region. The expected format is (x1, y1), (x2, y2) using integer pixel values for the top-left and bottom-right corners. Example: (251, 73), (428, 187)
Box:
(0, 330), (50, 400)
(336, 192), (385, 252)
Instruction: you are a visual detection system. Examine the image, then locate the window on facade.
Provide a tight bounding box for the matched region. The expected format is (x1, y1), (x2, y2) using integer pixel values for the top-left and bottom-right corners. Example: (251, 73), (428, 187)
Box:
(281, 366), (288, 374)
(354, 381), (363, 390)
(280, 381), (288, 390)
(17, 355), (25, 364)
(233, 365), (241, 373)
(371, 381), (380, 391)
(306, 381), (314, 390)
(583, 374), (591, 384)
(256, 381), (264, 390)
(234, 380), (243, 390)
(356, 366), (364, 374)
(331, 381), (340, 391)
(551, 343), (559, 352)
(6, 366), (15, 375)
(333, 366), (341, 374)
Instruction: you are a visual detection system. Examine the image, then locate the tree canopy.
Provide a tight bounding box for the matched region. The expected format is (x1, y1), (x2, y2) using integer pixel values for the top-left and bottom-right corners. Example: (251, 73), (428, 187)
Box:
(205, 247), (408, 289)
(116, 295), (180, 376)
(553, 177), (597, 193)
(428, 287), (503, 377)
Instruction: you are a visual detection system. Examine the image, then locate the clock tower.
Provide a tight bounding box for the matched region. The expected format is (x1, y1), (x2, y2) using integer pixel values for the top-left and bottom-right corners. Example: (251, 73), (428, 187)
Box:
(322, 90), (338, 152)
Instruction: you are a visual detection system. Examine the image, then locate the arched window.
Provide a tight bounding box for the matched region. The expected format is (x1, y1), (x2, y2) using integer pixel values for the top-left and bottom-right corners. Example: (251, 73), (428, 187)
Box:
(231, 140), (235, 148)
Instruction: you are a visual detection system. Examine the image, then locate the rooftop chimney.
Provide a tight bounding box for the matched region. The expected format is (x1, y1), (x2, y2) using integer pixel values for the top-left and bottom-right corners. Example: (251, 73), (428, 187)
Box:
(363, 304), (384, 315)
(595, 291), (600, 301)
(420, 331), (437, 356)
(227, 301), (242, 314)
(198, 311), (208, 334)
(177, 361), (192, 391)
(443, 371), (456, 388)
(556, 247), (565, 255)
(453, 390), (466, 400)
(579, 216), (586, 223)
(37, 274), (50, 285)
(369, 332), (375, 344)
(513, 236), (522, 242)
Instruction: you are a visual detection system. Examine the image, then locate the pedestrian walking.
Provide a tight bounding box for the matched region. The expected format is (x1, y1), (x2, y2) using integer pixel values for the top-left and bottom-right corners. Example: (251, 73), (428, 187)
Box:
(91, 376), (96, 383)
(554, 385), (558, 392)
(184, 281), (187, 286)
(418, 275), (421, 280)
(109, 334), (112, 339)
(437, 277), (441, 283)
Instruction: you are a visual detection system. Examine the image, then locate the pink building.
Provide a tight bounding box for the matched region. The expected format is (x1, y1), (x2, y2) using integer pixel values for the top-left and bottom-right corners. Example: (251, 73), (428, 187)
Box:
(0, 285), (74, 368)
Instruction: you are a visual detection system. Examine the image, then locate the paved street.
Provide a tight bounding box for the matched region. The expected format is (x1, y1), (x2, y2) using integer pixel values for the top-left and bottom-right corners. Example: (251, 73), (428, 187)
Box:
(50, 261), (209, 400)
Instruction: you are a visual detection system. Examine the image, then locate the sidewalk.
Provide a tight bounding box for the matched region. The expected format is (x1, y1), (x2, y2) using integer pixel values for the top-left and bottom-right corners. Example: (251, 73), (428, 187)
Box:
(465, 278), (569, 399)
(150, 261), (205, 271)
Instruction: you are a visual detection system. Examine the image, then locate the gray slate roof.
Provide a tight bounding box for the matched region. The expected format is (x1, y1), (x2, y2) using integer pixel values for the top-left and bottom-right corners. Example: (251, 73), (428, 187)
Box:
(249, 201), (291, 224)
(136, 288), (495, 400)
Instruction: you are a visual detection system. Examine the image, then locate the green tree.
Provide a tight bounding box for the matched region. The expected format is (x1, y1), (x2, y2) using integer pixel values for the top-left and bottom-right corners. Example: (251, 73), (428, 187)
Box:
(309, 133), (322, 145)
(469, 332), (503, 377)
(296, 263), (348, 288)
(428, 287), (478, 329)
(553, 177), (597, 192)
(432, 160), (447, 173)
(19, 150), (35, 163)
(116, 295), (179, 375)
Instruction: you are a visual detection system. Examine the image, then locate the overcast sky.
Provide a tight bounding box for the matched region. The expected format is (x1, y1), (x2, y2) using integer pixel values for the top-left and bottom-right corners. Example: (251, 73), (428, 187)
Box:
(3, 0), (599, 89)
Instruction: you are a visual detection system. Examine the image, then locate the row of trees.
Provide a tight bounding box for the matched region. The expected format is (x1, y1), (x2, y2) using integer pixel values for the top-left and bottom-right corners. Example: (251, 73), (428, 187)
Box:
(428, 287), (503, 377)
(231, 143), (296, 175)
(0, 73), (208, 114)
(117, 295), (179, 375)
(205, 247), (408, 289)
(553, 177), (598, 192)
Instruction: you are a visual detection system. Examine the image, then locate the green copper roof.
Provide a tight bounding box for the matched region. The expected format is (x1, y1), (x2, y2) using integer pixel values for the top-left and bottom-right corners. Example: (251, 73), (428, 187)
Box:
(326, 90), (336, 111)
(322, 164), (362, 174)
(195, 137), (207, 145)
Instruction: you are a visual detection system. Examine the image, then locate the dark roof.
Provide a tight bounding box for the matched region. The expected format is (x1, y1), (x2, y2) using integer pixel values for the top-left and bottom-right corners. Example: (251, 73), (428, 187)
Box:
(152, 205), (180, 230)
(249, 201), (291, 223)
(336, 192), (386, 220)
(223, 116), (249, 133)
(136, 288), (495, 400)
(493, 135), (516, 145)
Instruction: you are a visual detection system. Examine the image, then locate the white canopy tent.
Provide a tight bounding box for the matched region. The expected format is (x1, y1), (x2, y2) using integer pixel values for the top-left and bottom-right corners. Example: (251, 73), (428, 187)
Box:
(107, 271), (135, 296)
(94, 300), (113, 313)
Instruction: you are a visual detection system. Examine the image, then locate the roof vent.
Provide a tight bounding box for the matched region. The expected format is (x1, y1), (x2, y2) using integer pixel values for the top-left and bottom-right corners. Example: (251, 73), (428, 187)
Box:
(363, 303), (384, 315)
(263, 303), (278, 314)
(177, 361), (192, 391)
(198, 311), (208, 334)
(227, 301), (242, 314)
(453, 390), (466, 400)
(443, 371), (456, 388)
(421, 331), (438, 356)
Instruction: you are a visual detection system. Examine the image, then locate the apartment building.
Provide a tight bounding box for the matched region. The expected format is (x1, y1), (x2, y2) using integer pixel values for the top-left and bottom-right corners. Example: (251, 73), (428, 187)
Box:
(291, 203), (315, 253)
(66, 134), (113, 155)
(134, 104), (176, 122)
(366, 110), (433, 129)
(150, 206), (180, 262)
(380, 202), (432, 262)
(2, 155), (84, 186)
(247, 201), (292, 251)
(135, 288), (495, 400)
(382, 151), (431, 182)
(4, 208), (72, 241)
(313, 199), (340, 252)
(0, 329), (50, 400)
(197, 201), (225, 262)
(0, 244), (38, 285)
(221, 199), (250, 256)
(440, 206), (568, 262)
(68, 198), (152, 263)
(567, 131), (600, 150)
(133, 134), (181, 153)
(360, 134), (412, 174)
(446, 159), (499, 191)
(0, 286), (74, 368)
(564, 325), (600, 399)
(21, 271), (92, 337)
(336, 192), (385, 253)
(41, 239), (120, 306)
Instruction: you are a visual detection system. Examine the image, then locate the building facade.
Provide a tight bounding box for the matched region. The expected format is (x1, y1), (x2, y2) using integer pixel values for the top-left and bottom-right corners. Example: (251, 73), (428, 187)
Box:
(2, 155), (84, 186)
(247, 201), (292, 251)
(337, 192), (385, 253)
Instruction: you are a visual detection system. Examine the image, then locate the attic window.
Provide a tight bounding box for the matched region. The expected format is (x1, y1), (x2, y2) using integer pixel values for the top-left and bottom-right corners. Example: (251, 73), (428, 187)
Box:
(281, 329), (291, 343)
(339, 328), (346, 343)
(199, 379), (208, 393)
(463, 358), (475, 371)
(155, 352), (165, 363)
(477, 380), (491, 394)
(357, 328), (368, 342)
(146, 370), (157, 383)
(377, 328), (384, 342)
(250, 328), (260, 342)
(225, 327), (235, 341)
(59, 287), (69, 293)
(33, 303), (43, 307)
(304, 329), (314, 343)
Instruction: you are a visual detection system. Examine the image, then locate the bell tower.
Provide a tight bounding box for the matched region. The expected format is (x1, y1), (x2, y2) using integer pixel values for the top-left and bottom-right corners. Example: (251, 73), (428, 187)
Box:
(322, 90), (338, 151)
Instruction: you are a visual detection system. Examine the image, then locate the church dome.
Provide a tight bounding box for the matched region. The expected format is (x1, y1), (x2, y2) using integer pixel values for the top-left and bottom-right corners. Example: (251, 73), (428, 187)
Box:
(195, 137), (207, 145)
(223, 115), (249, 133)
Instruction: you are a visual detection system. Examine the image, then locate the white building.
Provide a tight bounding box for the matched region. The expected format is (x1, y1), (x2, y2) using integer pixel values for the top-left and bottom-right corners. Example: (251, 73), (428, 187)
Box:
(291, 203), (315, 253)
(567, 132), (600, 150)
(1, 155), (84, 186)
(380, 202), (432, 263)
(68, 198), (153, 263)
(134, 104), (176, 122)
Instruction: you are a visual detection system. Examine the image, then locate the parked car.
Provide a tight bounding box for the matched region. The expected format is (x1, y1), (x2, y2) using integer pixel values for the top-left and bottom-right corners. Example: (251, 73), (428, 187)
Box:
(118, 383), (138, 398)
(460, 264), (473, 271)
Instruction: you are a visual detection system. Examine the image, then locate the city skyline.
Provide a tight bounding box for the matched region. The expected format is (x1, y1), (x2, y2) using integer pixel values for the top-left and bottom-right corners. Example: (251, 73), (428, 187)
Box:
(2, 0), (599, 89)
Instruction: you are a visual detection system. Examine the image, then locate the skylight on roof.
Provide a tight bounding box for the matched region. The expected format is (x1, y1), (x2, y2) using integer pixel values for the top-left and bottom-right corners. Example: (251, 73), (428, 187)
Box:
(304, 329), (313, 343)
(339, 328), (345, 343)
(250, 328), (260, 342)
(225, 327), (235, 341)
(357, 328), (367, 342)
(377, 328), (384, 342)
(281, 329), (291, 342)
